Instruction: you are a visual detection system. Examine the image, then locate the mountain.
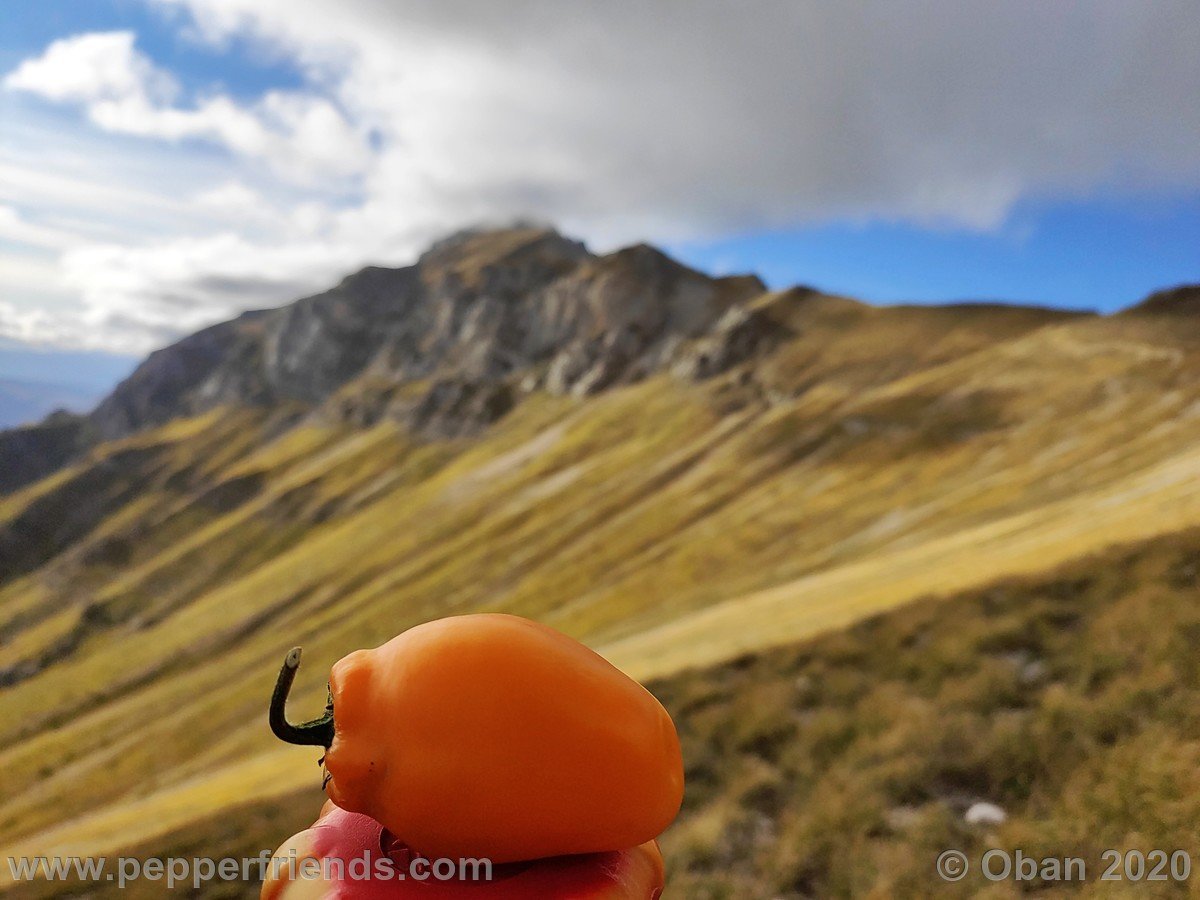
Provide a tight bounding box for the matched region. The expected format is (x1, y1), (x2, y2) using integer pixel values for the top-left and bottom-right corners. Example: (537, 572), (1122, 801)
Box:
(0, 410), (93, 495)
(89, 228), (765, 441)
(0, 225), (1198, 896)
(1123, 282), (1200, 317)
(0, 227), (767, 494)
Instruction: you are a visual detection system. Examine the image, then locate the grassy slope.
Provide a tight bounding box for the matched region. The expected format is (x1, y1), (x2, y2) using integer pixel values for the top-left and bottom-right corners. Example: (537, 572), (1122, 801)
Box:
(1, 300), (1199, 889)
(655, 525), (1200, 898)
(12, 525), (1200, 898)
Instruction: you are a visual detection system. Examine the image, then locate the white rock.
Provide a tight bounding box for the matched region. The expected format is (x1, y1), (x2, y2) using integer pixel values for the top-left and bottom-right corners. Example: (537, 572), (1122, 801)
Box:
(964, 801), (1007, 826)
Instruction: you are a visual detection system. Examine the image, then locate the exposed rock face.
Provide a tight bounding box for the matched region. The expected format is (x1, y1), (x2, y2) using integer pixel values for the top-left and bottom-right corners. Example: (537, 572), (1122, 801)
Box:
(91, 311), (273, 440)
(672, 301), (789, 381)
(87, 226), (767, 443)
(12, 226), (1185, 498)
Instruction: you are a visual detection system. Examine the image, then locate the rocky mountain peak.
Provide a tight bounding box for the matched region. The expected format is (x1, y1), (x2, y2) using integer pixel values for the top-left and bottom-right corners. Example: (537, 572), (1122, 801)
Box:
(85, 227), (769, 444)
(4, 227), (1194, 498)
(415, 226), (590, 294)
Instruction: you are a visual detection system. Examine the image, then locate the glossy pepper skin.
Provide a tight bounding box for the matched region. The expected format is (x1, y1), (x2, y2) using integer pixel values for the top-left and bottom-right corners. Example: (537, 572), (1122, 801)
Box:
(271, 614), (684, 864)
(260, 802), (665, 899)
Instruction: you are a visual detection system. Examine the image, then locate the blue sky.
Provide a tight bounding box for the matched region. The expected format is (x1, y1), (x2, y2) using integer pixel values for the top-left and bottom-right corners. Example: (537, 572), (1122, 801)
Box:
(1, 0), (1197, 377)
(0, 1), (305, 99)
(672, 192), (1200, 312)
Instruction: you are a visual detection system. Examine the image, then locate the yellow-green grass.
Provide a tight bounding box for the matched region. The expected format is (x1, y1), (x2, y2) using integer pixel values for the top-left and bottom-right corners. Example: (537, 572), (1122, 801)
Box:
(10, 525), (1200, 897)
(3, 304), (1200, 883)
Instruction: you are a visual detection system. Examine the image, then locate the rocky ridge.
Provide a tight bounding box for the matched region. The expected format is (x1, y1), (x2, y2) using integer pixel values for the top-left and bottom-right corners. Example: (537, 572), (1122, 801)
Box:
(4, 225), (1196, 497)
(90, 227), (767, 443)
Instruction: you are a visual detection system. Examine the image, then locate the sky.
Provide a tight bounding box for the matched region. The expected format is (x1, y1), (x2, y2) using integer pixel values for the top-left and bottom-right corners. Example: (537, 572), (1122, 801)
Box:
(1, 1), (1198, 366)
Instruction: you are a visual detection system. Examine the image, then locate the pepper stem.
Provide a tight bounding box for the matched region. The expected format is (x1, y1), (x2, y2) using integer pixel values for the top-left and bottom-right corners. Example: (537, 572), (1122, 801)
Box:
(270, 647), (335, 748)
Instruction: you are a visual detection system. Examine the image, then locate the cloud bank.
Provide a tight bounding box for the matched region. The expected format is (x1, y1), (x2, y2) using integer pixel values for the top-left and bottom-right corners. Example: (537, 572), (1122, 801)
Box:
(3, 0), (1199, 353)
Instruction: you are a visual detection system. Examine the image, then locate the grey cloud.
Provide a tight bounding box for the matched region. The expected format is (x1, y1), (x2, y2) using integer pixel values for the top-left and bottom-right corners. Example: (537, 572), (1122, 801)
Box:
(213, 0), (1200, 231)
(98, 312), (187, 345)
(189, 274), (322, 304)
(11, 0), (1200, 354)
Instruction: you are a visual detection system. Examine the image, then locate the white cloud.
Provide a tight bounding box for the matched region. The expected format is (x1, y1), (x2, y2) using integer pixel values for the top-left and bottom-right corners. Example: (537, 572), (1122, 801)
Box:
(194, 181), (266, 213)
(61, 232), (354, 322)
(0, 205), (80, 251)
(2, 1), (1199, 355)
(0, 299), (61, 345)
(0, 113), (353, 352)
(3, 31), (177, 105)
(85, 90), (369, 182)
(5, 30), (369, 184)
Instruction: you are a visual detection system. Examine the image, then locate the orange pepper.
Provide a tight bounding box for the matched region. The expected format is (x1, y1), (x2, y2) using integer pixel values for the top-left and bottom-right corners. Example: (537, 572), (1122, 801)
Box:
(260, 801), (665, 899)
(270, 615), (684, 864)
